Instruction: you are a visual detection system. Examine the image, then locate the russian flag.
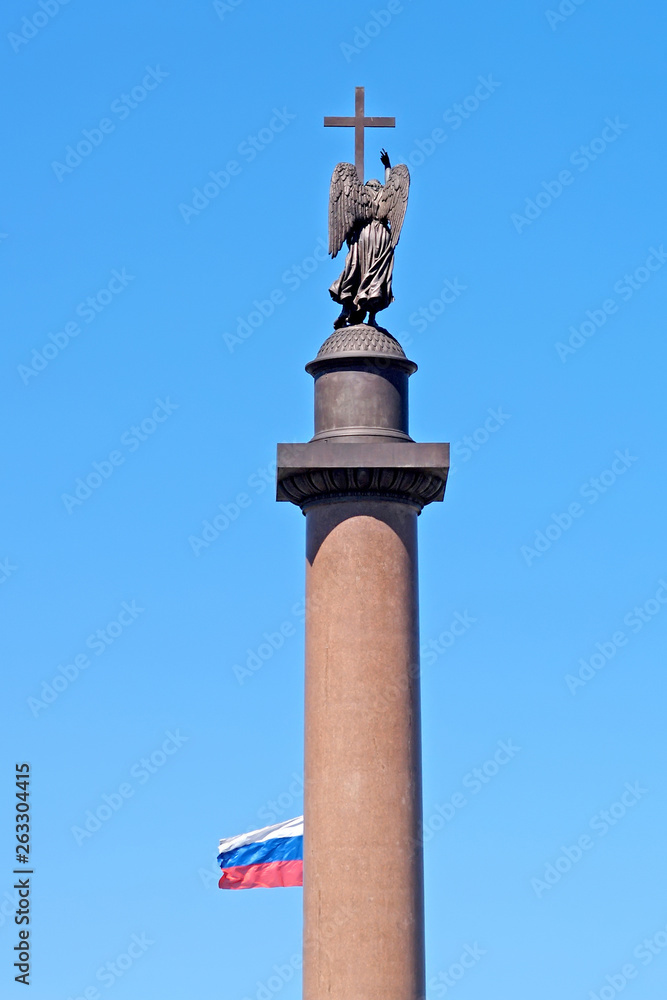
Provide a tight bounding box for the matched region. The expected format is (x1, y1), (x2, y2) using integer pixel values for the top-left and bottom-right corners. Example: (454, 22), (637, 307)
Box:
(217, 816), (303, 890)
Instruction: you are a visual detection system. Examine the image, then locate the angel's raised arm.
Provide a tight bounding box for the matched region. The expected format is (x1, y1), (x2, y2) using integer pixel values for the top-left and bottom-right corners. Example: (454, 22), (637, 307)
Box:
(380, 148), (391, 182)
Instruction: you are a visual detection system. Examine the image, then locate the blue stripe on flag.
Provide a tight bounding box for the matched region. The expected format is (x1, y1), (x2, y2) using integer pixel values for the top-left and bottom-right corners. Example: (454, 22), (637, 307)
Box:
(217, 835), (303, 870)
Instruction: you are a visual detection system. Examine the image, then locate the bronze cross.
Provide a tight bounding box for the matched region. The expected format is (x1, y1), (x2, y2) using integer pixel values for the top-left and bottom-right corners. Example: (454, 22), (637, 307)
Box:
(324, 86), (395, 182)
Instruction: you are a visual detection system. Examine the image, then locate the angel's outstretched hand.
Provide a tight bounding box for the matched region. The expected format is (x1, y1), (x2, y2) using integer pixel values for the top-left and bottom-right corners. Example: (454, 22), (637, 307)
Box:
(380, 148), (391, 169)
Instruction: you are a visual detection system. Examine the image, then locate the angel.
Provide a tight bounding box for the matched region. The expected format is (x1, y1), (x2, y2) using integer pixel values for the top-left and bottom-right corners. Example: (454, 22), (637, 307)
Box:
(328, 149), (410, 329)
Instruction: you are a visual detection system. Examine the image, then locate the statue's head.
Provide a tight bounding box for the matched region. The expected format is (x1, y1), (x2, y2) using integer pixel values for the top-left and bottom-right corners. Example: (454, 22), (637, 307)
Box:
(365, 178), (382, 191)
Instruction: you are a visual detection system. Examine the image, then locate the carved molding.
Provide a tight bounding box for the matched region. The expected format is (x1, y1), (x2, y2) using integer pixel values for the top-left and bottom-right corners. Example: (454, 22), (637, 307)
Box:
(277, 466), (446, 510)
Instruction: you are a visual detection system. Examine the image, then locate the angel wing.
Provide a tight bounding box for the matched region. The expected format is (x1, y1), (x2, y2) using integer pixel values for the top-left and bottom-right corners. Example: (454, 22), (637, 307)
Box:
(378, 163), (410, 248)
(328, 163), (373, 258)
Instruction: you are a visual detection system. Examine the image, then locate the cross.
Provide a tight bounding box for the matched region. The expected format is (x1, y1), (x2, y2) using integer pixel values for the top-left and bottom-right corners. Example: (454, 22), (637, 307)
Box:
(324, 86), (395, 182)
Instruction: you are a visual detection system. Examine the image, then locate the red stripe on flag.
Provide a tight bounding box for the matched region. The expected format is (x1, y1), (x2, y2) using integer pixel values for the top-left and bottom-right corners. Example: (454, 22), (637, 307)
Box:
(218, 859), (303, 890)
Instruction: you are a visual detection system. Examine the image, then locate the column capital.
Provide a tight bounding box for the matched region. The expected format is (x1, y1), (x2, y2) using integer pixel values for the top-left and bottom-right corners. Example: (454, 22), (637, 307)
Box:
(276, 440), (449, 511)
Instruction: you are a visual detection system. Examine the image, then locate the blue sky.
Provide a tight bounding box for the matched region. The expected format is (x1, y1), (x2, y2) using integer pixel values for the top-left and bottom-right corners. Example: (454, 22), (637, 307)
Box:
(2, 0), (667, 997)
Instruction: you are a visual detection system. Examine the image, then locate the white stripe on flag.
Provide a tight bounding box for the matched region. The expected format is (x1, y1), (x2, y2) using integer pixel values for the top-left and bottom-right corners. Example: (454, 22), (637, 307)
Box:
(218, 815), (303, 854)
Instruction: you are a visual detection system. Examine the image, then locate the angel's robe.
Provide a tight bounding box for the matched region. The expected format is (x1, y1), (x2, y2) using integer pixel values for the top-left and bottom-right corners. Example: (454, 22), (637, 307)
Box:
(329, 217), (394, 315)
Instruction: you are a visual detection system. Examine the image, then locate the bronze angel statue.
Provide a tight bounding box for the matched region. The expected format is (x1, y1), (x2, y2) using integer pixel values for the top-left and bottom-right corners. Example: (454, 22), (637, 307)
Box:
(328, 149), (410, 329)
